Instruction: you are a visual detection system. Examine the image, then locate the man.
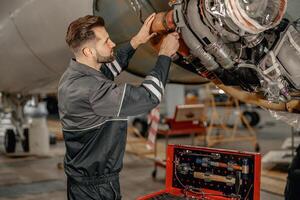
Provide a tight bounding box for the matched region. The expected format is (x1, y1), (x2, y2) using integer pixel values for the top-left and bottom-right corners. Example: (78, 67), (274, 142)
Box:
(58, 14), (179, 200)
(285, 144), (300, 200)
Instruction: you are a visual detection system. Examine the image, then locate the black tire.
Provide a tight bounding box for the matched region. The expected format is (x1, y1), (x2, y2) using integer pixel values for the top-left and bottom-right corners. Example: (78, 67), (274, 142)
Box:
(49, 133), (57, 145)
(45, 96), (58, 115)
(132, 118), (148, 138)
(152, 169), (157, 179)
(242, 111), (260, 127)
(4, 129), (16, 153)
(22, 128), (29, 152)
(255, 143), (260, 152)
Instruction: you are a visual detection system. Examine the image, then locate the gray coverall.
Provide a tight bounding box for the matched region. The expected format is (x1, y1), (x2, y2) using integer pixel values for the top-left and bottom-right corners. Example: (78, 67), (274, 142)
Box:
(58, 42), (171, 200)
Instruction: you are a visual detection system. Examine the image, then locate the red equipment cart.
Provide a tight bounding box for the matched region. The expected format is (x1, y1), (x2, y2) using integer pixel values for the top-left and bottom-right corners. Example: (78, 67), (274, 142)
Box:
(139, 144), (261, 200)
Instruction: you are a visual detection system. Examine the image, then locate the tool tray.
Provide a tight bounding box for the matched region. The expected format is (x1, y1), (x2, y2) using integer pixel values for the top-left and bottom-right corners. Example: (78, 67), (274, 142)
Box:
(138, 144), (261, 200)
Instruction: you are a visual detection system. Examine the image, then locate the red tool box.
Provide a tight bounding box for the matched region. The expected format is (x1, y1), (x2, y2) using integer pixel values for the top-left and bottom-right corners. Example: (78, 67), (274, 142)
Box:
(138, 144), (261, 200)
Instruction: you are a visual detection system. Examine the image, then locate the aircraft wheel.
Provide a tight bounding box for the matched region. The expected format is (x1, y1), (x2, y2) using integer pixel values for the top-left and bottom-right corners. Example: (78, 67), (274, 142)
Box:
(132, 118), (148, 138)
(22, 128), (29, 152)
(152, 169), (157, 179)
(49, 133), (57, 145)
(242, 111), (260, 127)
(255, 143), (260, 152)
(4, 129), (16, 153)
(45, 96), (58, 115)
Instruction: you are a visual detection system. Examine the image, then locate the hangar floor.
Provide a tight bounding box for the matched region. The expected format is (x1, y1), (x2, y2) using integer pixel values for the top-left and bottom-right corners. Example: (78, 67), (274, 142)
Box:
(0, 109), (292, 200)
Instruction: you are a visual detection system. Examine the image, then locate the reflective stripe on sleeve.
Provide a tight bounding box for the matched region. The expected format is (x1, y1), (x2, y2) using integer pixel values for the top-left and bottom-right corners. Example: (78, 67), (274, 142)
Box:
(107, 63), (118, 77)
(142, 83), (162, 102)
(112, 60), (122, 74)
(145, 75), (164, 94)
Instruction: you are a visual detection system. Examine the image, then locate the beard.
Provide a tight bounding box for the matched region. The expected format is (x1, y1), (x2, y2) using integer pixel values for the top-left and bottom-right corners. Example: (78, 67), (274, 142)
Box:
(96, 52), (115, 63)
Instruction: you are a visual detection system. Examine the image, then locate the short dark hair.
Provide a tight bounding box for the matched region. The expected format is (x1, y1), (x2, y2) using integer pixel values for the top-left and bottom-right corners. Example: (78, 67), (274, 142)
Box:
(65, 15), (105, 52)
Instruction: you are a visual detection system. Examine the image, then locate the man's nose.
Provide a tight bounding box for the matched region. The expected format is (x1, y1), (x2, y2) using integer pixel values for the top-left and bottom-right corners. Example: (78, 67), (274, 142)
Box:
(110, 40), (116, 48)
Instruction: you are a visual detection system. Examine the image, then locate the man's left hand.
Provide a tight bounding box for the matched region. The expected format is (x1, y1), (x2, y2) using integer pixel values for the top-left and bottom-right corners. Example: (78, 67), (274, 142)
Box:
(130, 13), (157, 49)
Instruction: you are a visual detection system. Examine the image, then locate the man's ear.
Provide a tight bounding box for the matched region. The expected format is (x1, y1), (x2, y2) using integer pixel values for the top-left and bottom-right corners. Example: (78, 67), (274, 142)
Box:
(82, 47), (92, 57)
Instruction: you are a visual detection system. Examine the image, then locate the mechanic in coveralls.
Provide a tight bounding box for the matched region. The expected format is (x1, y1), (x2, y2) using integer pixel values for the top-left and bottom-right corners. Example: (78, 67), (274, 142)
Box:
(58, 14), (179, 200)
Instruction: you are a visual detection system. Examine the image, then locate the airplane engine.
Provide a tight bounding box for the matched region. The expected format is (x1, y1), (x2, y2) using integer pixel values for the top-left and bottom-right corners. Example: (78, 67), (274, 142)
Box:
(164, 0), (300, 104)
(94, 0), (300, 109)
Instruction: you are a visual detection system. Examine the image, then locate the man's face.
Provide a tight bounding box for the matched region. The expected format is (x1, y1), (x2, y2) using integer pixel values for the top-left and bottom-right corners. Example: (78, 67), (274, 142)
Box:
(91, 26), (116, 63)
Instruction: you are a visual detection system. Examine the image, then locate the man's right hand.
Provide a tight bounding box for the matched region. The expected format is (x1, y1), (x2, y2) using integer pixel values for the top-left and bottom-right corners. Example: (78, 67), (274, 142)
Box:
(158, 32), (180, 57)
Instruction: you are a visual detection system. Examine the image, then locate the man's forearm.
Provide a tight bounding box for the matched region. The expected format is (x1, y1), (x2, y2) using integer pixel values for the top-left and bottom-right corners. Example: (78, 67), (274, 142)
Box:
(149, 55), (171, 86)
(115, 41), (136, 70)
(130, 36), (141, 49)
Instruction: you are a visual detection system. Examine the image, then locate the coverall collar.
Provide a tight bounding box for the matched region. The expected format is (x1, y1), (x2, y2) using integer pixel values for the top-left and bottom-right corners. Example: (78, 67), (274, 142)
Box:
(69, 58), (106, 77)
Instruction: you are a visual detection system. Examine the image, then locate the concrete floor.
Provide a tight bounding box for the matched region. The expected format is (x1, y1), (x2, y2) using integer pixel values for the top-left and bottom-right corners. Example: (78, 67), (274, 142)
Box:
(0, 152), (284, 200)
(0, 109), (292, 200)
